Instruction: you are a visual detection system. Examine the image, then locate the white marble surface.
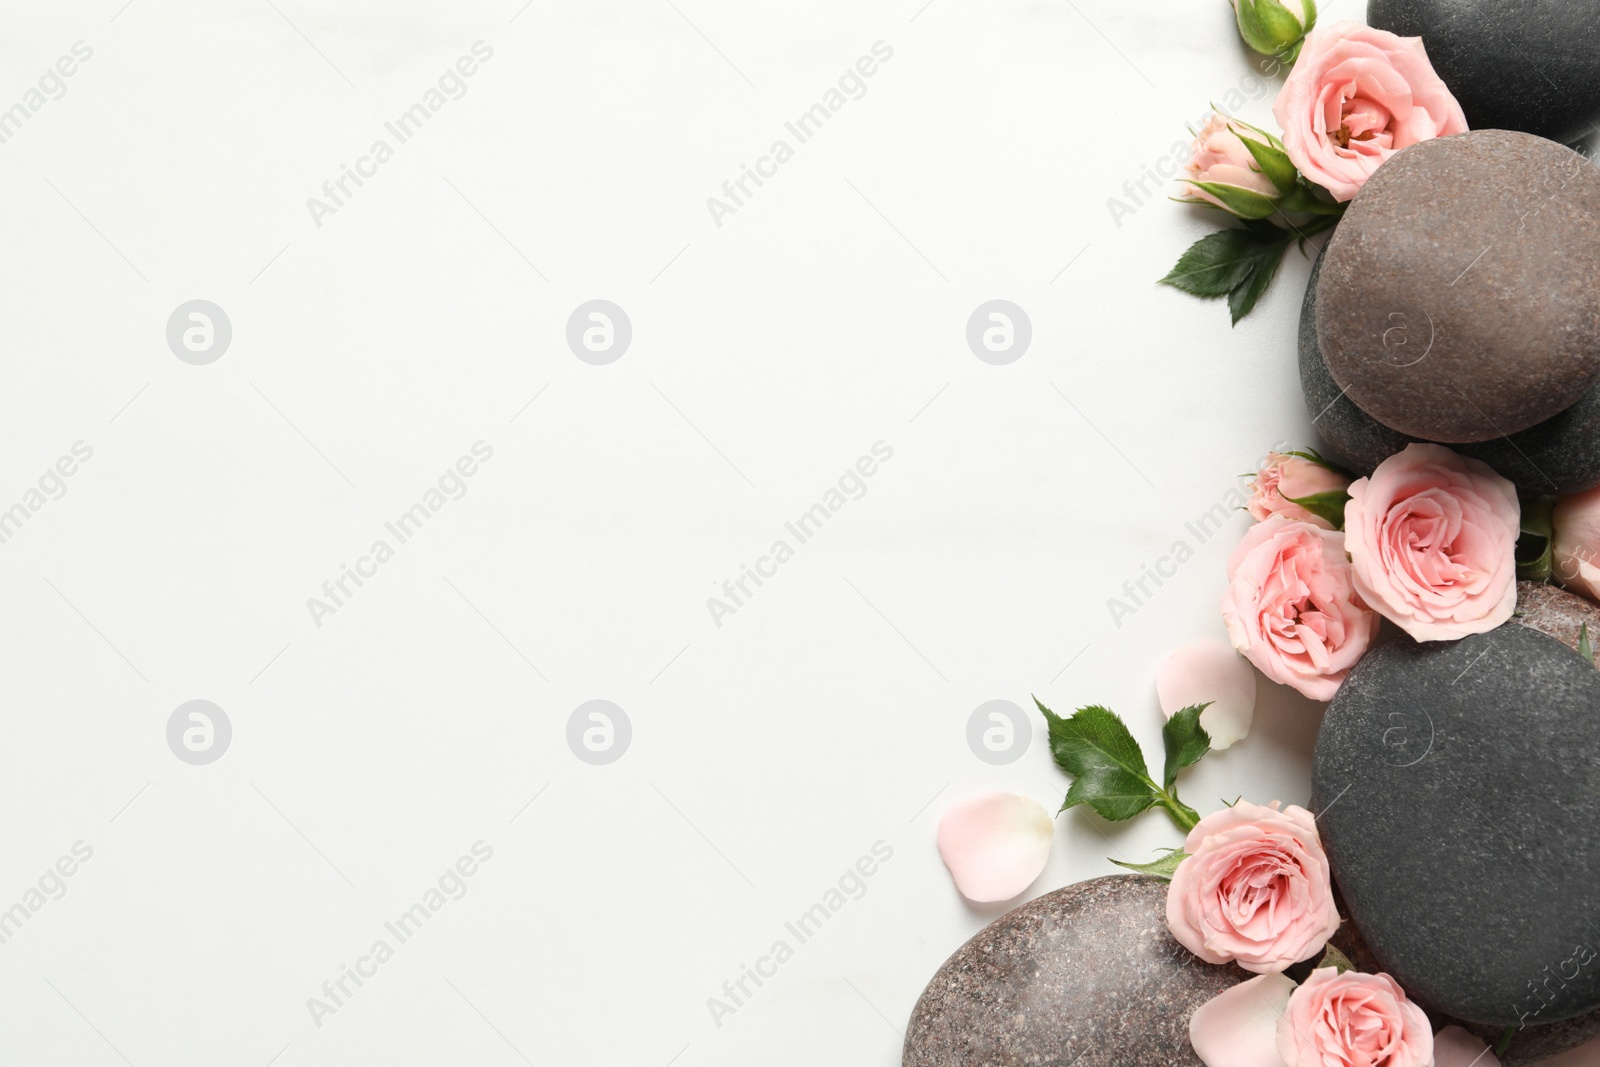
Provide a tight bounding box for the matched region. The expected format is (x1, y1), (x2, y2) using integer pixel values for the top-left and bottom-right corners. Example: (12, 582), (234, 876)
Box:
(0, 1), (1531, 1065)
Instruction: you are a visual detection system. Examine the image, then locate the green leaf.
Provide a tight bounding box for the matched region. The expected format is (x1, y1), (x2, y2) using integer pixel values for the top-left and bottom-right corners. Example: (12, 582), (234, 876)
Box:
(1281, 488), (1351, 529)
(1494, 1026), (1516, 1057)
(1236, 129), (1298, 195)
(1517, 494), (1556, 582)
(1186, 180), (1281, 220)
(1282, 448), (1355, 479)
(1161, 704), (1211, 790)
(1036, 699), (1159, 822)
(1580, 622), (1593, 664)
(1110, 848), (1188, 881)
(1317, 944), (1355, 973)
(1280, 182), (1346, 216)
(1159, 229), (1271, 298)
(1226, 235), (1291, 325)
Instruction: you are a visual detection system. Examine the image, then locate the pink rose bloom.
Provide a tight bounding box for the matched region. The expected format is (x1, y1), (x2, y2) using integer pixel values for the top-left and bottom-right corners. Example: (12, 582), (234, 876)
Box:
(1273, 21), (1467, 201)
(1278, 968), (1433, 1067)
(1181, 112), (1279, 211)
(1221, 517), (1378, 701)
(1248, 451), (1352, 530)
(1167, 801), (1342, 974)
(1345, 443), (1520, 642)
(1554, 485), (1600, 603)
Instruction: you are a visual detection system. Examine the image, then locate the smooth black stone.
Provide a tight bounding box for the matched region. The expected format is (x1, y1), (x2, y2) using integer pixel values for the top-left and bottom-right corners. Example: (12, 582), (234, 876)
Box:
(1369, 0), (1600, 145)
(1313, 624), (1600, 1025)
(903, 876), (1247, 1067)
(1300, 243), (1600, 495)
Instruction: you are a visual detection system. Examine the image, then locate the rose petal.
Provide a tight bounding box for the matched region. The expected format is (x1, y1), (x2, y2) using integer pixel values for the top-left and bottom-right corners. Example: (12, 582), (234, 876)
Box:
(935, 792), (1052, 903)
(1156, 639), (1258, 750)
(1189, 973), (1296, 1067)
(1433, 1026), (1500, 1067)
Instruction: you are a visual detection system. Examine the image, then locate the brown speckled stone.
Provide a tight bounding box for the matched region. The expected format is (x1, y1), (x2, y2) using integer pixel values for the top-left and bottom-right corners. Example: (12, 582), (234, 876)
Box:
(903, 876), (1247, 1067)
(1514, 581), (1600, 667)
(1317, 131), (1600, 443)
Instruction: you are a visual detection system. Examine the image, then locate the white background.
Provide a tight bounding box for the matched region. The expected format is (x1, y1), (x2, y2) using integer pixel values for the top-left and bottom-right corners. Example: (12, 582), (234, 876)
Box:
(0, 1), (1357, 1064)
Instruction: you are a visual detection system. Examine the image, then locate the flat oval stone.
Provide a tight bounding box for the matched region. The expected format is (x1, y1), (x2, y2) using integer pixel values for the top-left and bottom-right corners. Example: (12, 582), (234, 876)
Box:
(1331, 899), (1600, 1065)
(1316, 130), (1600, 443)
(903, 875), (1247, 1067)
(1515, 581), (1600, 667)
(1368, 0), (1600, 144)
(1300, 244), (1600, 495)
(1313, 624), (1600, 1025)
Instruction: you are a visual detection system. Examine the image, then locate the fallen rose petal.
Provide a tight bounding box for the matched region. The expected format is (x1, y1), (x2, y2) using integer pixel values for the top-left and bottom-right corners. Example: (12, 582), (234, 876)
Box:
(1156, 638), (1258, 749)
(1433, 1026), (1500, 1067)
(1189, 973), (1296, 1067)
(936, 792), (1052, 903)
(1526, 1032), (1600, 1067)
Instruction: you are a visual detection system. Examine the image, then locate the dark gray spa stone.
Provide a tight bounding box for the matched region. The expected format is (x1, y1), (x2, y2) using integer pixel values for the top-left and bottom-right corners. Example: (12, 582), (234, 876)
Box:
(1332, 896), (1600, 1065)
(1313, 623), (1600, 1026)
(903, 876), (1248, 1067)
(1316, 131), (1600, 443)
(1368, 0), (1600, 145)
(1300, 243), (1600, 496)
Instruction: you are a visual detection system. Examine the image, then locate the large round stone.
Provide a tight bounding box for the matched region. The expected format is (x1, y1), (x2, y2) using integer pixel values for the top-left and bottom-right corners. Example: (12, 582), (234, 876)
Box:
(1316, 130), (1600, 443)
(903, 876), (1246, 1067)
(1312, 624), (1600, 1025)
(1368, 0), (1600, 145)
(1300, 244), (1600, 495)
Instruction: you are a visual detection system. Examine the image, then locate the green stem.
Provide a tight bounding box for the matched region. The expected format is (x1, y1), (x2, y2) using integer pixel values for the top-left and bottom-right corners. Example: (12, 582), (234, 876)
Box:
(1157, 792), (1201, 832)
(1494, 1026), (1516, 1057)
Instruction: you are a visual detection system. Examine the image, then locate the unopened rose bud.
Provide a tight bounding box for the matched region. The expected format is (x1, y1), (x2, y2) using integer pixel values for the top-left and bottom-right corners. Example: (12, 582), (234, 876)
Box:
(1178, 113), (1297, 220)
(1247, 449), (1352, 529)
(1232, 0), (1316, 61)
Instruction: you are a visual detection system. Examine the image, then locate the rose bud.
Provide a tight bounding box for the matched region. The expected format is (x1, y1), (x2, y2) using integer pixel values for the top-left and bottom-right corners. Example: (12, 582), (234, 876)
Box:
(1553, 485), (1600, 602)
(1248, 449), (1352, 530)
(1232, 0), (1316, 61)
(1178, 114), (1297, 220)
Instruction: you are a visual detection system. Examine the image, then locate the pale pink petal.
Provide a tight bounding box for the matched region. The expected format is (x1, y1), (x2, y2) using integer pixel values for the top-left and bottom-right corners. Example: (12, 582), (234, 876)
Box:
(936, 792), (1052, 903)
(1190, 973), (1296, 1067)
(1433, 1026), (1500, 1067)
(1156, 639), (1257, 750)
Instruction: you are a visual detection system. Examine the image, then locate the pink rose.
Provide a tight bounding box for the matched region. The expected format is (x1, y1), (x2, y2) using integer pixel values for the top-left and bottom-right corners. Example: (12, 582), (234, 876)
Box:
(1167, 801), (1341, 974)
(1554, 485), (1600, 603)
(1273, 21), (1468, 201)
(1344, 443), (1520, 642)
(1278, 968), (1433, 1067)
(1248, 451), (1352, 530)
(1221, 517), (1378, 701)
(1179, 113), (1283, 218)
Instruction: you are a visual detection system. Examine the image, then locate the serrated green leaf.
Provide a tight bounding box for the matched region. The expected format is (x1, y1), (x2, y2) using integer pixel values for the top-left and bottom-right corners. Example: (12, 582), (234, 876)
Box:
(1110, 848), (1189, 881)
(1227, 237), (1289, 325)
(1158, 229), (1271, 298)
(1161, 704), (1211, 790)
(1036, 700), (1159, 822)
(1281, 488), (1351, 529)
